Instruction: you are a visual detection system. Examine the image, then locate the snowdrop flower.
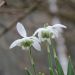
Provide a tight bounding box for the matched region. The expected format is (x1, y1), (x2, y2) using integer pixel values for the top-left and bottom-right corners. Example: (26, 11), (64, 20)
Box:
(33, 23), (66, 43)
(9, 22), (41, 51)
(33, 26), (52, 44)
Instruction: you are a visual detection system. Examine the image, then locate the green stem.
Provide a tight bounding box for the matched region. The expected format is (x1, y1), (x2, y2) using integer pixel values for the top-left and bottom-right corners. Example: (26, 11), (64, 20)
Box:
(47, 43), (54, 75)
(29, 48), (36, 75)
(25, 68), (32, 75)
(50, 39), (57, 58)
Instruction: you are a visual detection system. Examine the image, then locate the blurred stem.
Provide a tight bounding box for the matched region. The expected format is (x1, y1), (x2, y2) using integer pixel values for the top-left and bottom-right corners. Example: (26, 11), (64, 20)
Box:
(50, 39), (57, 58)
(29, 47), (36, 75)
(39, 72), (45, 75)
(47, 42), (54, 75)
(25, 68), (32, 75)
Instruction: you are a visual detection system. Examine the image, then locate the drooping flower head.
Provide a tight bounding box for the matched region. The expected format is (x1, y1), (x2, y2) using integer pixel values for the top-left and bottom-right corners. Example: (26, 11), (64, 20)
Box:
(33, 23), (67, 43)
(33, 27), (51, 43)
(10, 22), (41, 51)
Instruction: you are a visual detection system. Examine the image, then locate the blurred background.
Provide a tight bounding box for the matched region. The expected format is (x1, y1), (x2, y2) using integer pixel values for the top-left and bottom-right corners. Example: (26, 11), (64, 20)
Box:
(0, 0), (75, 75)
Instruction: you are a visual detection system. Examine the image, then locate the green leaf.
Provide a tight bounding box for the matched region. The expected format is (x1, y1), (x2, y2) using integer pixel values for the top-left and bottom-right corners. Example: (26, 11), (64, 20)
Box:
(25, 68), (32, 75)
(67, 56), (75, 75)
(49, 68), (54, 75)
(55, 57), (64, 75)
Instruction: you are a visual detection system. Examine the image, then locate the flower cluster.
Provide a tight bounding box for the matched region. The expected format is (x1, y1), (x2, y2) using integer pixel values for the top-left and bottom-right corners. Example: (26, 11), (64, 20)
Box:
(10, 22), (66, 51)
(9, 23), (75, 75)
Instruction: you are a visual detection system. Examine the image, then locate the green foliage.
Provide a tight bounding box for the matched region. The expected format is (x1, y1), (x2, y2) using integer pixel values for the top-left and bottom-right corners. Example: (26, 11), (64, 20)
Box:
(55, 57), (64, 75)
(49, 68), (54, 75)
(67, 57), (75, 75)
(25, 68), (32, 75)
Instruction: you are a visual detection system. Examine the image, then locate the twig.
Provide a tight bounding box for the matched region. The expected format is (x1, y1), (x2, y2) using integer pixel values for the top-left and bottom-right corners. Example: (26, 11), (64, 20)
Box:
(0, 0), (5, 7)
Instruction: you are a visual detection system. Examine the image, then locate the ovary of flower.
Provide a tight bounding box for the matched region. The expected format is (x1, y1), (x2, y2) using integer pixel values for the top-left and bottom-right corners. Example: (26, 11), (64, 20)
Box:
(33, 24), (67, 43)
(9, 22), (41, 51)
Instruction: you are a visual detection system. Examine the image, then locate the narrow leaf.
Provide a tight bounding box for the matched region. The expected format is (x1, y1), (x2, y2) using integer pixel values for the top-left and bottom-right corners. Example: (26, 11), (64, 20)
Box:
(49, 68), (54, 75)
(55, 57), (64, 75)
(67, 56), (75, 75)
(25, 68), (32, 75)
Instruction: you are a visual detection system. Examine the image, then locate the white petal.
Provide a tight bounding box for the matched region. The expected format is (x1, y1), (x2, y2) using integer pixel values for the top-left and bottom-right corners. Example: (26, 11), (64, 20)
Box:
(9, 39), (22, 49)
(53, 24), (67, 28)
(32, 41), (41, 51)
(47, 26), (52, 29)
(47, 26), (53, 33)
(52, 29), (60, 38)
(16, 22), (27, 37)
(31, 36), (41, 43)
(38, 31), (42, 42)
(33, 28), (45, 36)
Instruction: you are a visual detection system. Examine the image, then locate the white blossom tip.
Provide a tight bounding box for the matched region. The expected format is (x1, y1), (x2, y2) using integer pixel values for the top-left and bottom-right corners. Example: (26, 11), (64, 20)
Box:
(53, 24), (67, 29)
(9, 44), (13, 49)
(16, 22), (27, 37)
(9, 46), (12, 49)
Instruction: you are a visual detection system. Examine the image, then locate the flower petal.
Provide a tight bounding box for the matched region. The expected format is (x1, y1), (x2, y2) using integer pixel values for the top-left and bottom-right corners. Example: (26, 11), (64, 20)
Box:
(47, 25), (63, 38)
(32, 40), (41, 51)
(33, 28), (45, 36)
(31, 36), (41, 43)
(52, 28), (61, 38)
(38, 31), (43, 42)
(53, 24), (67, 28)
(9, 39), (22, 49)
(47, 26), (53, 33)
(16, 22), (27, 37)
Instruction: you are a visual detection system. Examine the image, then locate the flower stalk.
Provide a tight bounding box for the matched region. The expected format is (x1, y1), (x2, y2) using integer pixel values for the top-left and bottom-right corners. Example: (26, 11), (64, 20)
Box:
(50, 38), (57, 58)
(29, 47), (36, 75)
(46, 42), (54, 75)
(25, 67), (32, 75)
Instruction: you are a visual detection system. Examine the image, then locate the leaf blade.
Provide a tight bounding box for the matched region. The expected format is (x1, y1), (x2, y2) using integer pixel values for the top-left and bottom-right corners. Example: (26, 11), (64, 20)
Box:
(67, 56), (75, 75)
(55, 57), (64, 75)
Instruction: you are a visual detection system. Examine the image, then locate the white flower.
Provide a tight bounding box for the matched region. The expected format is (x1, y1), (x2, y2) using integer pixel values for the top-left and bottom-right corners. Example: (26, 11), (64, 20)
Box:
(9, 22), (41, 51)
(33, 27), (52, 44)
(33, 24), (67, 43)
